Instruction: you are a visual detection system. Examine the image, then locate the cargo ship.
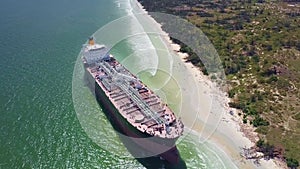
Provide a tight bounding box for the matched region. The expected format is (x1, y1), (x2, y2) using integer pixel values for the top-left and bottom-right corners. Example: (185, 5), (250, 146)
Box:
(82, 37), (184, 163)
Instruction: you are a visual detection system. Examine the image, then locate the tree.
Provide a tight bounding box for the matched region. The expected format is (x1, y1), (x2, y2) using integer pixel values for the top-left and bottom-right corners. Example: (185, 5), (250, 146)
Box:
(286, 158), (299, 169)
(252, 116), (269, 127)
(256, 139), (265, 147)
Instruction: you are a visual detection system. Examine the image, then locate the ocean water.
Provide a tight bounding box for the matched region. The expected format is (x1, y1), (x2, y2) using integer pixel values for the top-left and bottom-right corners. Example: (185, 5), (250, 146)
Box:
(1, 0), (238, 168)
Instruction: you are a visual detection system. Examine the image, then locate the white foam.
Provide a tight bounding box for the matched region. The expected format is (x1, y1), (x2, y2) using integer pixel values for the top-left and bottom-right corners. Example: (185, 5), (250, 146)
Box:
(120, 0), (159, 76)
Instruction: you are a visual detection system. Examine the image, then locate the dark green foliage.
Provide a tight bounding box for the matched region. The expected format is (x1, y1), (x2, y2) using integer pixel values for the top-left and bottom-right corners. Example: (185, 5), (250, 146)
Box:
(250, 95), (257, 103)
(256, 139), (276, 159)
(247, 47), (256, 56)
(180, 46), (192, 54)
(243, 117), (247, 124)
(267, 75), (278, 83)
(261, 68), (276, 77)
(296, 42), (300, 51)
(256, 139), (265, 147)
(233, 22), (244, 30)
(246, 107), (258, 116)
(211, 74), (217, 80)
(293, 113), (300, 121)
(224, 62), (240, 75)
(228, 102), (244, 110)
(252, 55), (259, 63)
(252, 116), (269, 127)
(173, 40), (211, 75)
(257, 92), (263, 101)
(286, 158), (299, 169)
(228, 89), (235, 98)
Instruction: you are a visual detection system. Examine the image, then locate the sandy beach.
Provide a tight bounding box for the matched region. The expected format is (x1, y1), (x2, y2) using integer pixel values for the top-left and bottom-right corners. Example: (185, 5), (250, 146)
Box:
(132, 0), (285, 168)
(169, 41), (285, 169)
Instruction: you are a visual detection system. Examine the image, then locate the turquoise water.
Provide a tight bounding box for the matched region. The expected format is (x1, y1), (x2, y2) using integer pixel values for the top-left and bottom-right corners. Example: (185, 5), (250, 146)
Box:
(1, 0), (238, 168)
(0, 0), (133, 168)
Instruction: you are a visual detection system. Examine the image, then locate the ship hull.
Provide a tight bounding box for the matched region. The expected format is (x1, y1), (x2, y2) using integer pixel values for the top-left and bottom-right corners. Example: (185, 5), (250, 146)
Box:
(84, 68), (180, 164)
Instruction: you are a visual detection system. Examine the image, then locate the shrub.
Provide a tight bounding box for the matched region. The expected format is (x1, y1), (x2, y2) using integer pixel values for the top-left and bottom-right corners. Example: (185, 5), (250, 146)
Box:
(228, 89), (236, 98)
(252, 116), (269, 127)
(252, 55), (260, 63)
(286, 158), (299, 169)
(267, 75), (278, 83)
(243, 117), (247, 124)
(256, 139), (265, 147)
(293, 113), (300, 121)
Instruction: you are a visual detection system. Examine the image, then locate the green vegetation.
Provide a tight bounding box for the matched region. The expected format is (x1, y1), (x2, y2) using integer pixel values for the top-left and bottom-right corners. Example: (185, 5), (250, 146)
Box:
(256, 139), (299, 168)
(256, 139), (277, 160)
(138, 0), (300, 168)
(252, 115), (269, 127)
(287, 158), (300, 169)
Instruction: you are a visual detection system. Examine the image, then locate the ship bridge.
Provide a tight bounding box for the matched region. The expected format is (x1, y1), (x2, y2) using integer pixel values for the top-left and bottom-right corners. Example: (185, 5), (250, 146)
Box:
(82, 44), (110, 65)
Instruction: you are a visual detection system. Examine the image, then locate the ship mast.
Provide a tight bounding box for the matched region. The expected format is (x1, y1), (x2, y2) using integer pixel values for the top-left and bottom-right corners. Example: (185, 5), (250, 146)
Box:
(88, 37), (95, 45)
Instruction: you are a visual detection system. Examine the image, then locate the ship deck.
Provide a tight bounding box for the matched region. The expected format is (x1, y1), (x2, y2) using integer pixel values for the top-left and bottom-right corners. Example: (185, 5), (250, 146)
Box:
(86, 56), (184, 139)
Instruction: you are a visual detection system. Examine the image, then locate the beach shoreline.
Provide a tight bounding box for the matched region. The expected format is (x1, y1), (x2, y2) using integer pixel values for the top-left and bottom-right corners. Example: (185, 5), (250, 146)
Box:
(169, 40), (286, 169)
(132, 0), (286, 168)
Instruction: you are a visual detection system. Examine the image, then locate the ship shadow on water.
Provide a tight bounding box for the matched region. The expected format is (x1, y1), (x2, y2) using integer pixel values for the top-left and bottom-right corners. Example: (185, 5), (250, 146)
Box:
(84, 78), (187, 169)
(98, 100), (187, 169)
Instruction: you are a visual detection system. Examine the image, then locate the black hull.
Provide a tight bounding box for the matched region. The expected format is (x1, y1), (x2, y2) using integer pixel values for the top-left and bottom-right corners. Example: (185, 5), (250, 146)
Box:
(84, 68), (182, 164)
